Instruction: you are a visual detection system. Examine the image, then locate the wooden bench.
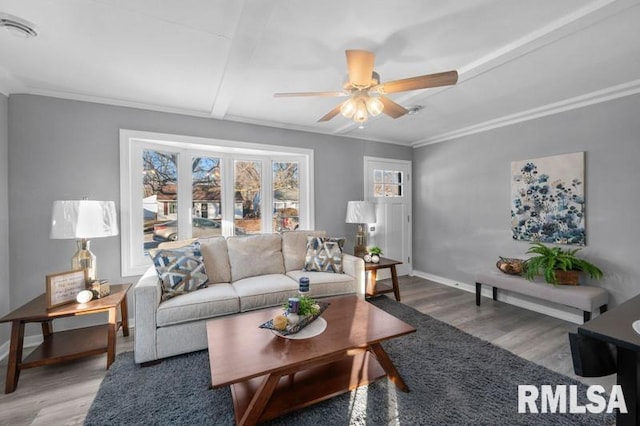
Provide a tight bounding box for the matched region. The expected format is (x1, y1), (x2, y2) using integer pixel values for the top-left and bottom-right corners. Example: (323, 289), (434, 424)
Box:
(475, 270), (608, 323)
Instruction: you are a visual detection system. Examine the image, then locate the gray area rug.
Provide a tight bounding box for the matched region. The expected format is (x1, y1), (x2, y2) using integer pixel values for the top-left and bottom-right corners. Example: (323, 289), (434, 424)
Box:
(85, 297), (615, 425)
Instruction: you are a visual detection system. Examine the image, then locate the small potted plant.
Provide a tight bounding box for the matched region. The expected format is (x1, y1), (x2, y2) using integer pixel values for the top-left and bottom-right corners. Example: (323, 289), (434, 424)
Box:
(522, 242), (603, 285)
(365, 246), (383, 263)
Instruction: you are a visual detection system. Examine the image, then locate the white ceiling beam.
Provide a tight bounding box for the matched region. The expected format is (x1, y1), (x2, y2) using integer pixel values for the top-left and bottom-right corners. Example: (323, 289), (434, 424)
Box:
(209, 0), (277, 119)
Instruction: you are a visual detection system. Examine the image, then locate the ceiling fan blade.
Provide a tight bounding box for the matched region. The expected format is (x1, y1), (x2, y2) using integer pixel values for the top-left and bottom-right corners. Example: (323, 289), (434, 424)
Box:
(346, 50), (375, 87)
(376, 70), (458, 94)
(274, 91), (346, 98)
(379, 97), (409, 119)
(317, 103), (343, 122)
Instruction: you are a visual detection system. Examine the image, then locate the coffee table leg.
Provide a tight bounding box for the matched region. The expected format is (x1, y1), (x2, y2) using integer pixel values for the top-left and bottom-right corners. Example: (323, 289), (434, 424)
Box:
(5, 320), (25, 394)
(370, 343), (409, 392)
(239, 373), (280, 426)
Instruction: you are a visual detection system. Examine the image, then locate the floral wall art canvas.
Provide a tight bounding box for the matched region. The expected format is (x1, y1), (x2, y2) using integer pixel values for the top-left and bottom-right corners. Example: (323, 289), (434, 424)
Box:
(511, 152), (585, 246)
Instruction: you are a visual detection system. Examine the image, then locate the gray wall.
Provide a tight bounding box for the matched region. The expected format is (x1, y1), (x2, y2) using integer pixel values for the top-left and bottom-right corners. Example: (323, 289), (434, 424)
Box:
(413, 93), (640, 307)
(0, 94), (8, 347)
(4, 95), (411, 325)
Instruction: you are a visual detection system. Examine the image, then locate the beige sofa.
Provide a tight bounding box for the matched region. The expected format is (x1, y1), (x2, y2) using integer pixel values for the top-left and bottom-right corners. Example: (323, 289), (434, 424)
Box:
(134, 230), (365, 364)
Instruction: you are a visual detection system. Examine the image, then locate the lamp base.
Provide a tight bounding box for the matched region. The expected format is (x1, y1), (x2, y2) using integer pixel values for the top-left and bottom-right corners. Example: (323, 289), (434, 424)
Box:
(72, 239), (96, 282)
(354, 224), (368, 258)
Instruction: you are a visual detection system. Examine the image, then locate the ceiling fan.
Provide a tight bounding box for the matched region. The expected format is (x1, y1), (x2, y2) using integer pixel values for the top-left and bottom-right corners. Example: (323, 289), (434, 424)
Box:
(274, 49), (458, 125)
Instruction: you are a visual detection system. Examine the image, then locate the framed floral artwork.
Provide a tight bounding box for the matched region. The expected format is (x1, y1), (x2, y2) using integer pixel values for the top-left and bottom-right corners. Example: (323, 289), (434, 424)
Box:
(511, 152), (585, 246)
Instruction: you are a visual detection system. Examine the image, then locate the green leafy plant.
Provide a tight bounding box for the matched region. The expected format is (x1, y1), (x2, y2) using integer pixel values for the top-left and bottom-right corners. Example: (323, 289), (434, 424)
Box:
(283, 295), (320, 316)
(298, 295), (320, 316)
(522, 242), (603, 284)
(368, 246), (383, 255)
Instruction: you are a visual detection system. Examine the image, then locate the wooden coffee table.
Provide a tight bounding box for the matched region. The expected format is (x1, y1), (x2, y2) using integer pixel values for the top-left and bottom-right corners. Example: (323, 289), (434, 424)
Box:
(206, 295), (416, 425)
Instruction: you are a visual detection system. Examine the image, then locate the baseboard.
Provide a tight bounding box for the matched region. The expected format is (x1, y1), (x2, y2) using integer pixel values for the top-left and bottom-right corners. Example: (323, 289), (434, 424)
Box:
(0, 318), (136, 363)
(0, 334), (44, 363)
(412, 270), (584, 324)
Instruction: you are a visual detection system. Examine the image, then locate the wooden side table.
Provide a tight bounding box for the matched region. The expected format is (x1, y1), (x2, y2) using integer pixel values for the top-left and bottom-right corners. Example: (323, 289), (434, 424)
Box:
(364, 257), (403, 301)
(0, 283), (131, 393)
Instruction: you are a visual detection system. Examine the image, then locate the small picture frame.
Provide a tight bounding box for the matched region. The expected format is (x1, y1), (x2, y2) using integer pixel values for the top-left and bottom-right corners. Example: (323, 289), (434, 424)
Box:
(46, 269), (88, 309)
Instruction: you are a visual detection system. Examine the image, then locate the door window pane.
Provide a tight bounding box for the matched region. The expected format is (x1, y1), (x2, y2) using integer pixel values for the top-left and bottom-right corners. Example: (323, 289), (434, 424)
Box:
(273, 161), (299, 232)
(192, 157), (222, 238)
(374, 168), (403, 198)
(234, 160), (262, 235)
(143, 149), (178, 250)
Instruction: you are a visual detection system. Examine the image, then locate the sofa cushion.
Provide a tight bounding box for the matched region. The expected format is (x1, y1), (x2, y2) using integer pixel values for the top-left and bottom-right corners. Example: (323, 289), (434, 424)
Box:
(233, 274), (298, 311)
(286, 270), (356, 298)
(282, 230), (327, 272)
(149, 242), (209, 301)
(304, 236), (345, 273)
(199, 236), (232, 284)
(156, 283), (239, 327)
(227, 234), (285, 282)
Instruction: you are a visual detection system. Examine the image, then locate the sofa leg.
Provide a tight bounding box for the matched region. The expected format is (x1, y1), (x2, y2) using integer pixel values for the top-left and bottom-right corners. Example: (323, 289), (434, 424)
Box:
(475, 283), (481, 306)
(600, 304), (608, 314)
(140, 360), (163, 368)
(583, 311), (591, 323)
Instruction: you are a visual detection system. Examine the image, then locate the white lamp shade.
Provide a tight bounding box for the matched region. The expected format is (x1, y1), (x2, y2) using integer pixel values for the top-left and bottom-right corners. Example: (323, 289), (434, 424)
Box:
(50, 200), (119, 239)
(345, 201), (376, 224)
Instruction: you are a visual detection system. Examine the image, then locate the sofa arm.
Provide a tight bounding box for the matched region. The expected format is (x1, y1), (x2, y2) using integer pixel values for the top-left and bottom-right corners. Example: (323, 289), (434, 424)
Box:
(134, 266), (162, 363)
(343, 253), (365, 299)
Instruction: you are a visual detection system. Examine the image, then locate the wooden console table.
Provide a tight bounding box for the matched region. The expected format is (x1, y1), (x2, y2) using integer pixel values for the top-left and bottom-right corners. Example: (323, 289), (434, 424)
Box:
(364, 257), (402, 301)
(0, 283), (131, 393)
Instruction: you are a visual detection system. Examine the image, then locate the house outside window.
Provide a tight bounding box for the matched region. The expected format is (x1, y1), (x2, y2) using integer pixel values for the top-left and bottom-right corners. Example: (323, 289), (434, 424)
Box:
(121, 130), (314, 276)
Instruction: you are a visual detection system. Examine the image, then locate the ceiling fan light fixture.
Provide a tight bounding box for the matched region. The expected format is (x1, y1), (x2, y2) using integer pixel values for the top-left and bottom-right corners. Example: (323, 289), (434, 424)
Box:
(365, 96), (384, 117)
(353, 99), (368, 123)
(0, 13), (37, 38)
(340, 98), (357, 118)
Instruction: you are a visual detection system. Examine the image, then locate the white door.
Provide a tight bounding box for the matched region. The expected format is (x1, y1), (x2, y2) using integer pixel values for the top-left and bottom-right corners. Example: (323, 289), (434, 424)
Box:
(364, 157), (412, 276)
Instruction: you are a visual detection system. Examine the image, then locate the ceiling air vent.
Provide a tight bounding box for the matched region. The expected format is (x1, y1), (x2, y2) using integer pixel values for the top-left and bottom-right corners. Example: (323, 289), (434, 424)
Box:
(0, 13), (37, 38)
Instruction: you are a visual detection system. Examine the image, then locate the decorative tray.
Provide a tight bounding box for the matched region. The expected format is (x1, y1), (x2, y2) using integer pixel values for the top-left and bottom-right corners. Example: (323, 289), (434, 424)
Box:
(259, 301), (329, 336)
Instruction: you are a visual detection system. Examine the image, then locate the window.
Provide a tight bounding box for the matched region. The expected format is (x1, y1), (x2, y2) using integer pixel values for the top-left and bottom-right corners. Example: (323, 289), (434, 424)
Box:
(273, 161), (300, 232)
(373, 169), (403, 197)
(234, 160), (262, 235)
(121, 130), (314, 276)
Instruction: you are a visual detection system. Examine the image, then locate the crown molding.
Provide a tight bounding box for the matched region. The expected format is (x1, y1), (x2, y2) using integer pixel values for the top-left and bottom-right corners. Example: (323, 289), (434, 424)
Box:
(413, 79), (640, 148)
(26, 87), (215, 118)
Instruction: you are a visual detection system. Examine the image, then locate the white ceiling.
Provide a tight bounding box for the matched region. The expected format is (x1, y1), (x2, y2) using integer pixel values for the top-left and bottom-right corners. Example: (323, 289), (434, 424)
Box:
(0, 0), (639, 146)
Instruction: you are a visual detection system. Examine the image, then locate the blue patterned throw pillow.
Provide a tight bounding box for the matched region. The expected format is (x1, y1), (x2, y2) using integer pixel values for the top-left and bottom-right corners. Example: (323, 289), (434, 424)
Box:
(149, 242), (209, 301)
(303, 236), (345, 273)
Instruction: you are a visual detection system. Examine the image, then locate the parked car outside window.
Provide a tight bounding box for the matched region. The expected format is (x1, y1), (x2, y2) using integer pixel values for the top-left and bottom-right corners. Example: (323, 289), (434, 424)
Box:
(153, 217), (245, 242)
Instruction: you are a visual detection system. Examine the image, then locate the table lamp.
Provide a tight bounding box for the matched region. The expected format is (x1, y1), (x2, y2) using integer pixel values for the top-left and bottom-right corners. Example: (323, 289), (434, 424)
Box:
(50, 200), (118, 281)
(345, 201), (376, 258)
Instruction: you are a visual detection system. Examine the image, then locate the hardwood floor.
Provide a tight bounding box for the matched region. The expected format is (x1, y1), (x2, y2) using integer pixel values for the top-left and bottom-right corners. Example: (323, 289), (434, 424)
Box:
(0, 276), (615, 425)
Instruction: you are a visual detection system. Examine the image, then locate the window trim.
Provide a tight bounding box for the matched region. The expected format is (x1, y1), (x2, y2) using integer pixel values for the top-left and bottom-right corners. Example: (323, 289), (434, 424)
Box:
(120, 129), (314, 277)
